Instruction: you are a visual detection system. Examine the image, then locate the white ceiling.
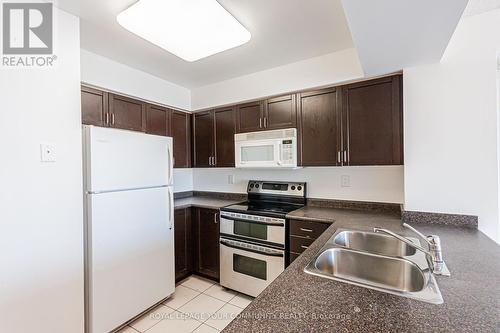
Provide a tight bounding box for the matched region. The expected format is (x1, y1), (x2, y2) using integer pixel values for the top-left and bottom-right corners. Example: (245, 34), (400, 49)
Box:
(57, 0), (354, 89)
(464, 0), (500, 16)
(340, 0), (469, 76)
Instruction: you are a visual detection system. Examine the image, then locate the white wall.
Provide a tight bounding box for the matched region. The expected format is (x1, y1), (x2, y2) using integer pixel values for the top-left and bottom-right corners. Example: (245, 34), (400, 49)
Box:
(0, 9), (84, 333)
(404, 9), (500, 244)
(193, 167), (404, 203)
(191, 48), (364, 110)
(80, 49), (191, 110)
(173, 169), (194, 193)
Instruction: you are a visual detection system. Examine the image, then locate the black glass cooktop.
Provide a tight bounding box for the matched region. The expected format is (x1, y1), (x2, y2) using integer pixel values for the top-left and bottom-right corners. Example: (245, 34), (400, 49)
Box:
(222, 201), (303, 218)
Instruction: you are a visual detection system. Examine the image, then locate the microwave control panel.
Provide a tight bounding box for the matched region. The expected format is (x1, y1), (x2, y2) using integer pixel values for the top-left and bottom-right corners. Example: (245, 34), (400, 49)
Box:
(281, 139), (294, 164)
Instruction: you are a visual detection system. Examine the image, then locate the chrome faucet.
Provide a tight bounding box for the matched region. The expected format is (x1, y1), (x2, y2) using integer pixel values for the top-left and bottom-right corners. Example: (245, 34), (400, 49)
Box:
(373, 223), (451, 276)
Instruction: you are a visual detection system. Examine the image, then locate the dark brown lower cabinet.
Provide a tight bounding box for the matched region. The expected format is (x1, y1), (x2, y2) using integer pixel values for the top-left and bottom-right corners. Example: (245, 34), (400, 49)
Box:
(193, 207), (220, 281)
(174, 208), (193, 282)
(288, 219), (329, 266)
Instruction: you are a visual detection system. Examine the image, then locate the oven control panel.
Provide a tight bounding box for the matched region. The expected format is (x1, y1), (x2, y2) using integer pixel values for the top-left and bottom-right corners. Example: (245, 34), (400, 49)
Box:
(247, 180), (306, 197)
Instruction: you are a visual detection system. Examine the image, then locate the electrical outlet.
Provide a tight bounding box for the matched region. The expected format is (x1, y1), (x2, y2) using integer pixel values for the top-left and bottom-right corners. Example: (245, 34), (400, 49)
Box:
(40, 143), (56, 162)
(341, 175), (350, 187)
(228, 174), (235, 184)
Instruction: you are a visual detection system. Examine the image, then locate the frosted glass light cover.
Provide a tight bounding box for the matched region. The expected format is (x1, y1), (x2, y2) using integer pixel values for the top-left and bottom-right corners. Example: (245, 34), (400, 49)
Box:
(117, 0), (251, 62)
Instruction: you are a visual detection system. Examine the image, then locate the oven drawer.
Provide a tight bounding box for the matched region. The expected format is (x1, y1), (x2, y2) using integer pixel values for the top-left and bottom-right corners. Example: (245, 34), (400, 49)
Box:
(289, 236), (314, 254)
(219, 237), (284, 297)
(289, 219), (329, 239)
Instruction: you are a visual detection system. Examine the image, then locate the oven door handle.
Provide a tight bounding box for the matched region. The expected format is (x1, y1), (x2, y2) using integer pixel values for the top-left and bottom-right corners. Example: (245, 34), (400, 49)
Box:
(220, 240), (284, 257)
(221, 216), (285, 227)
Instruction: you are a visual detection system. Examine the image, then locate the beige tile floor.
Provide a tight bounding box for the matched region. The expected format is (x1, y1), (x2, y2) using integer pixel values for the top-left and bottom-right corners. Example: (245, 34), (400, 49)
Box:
(117, 275), (254, 333)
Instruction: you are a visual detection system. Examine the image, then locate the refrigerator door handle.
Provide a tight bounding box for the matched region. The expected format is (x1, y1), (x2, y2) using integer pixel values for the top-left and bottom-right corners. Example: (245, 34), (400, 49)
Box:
(168, 187), (174, 230)
(167, 146), (173, 185)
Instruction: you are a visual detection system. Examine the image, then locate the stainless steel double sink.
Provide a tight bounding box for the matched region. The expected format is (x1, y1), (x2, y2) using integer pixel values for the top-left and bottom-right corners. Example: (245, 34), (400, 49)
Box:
(304, 229), (444, 304)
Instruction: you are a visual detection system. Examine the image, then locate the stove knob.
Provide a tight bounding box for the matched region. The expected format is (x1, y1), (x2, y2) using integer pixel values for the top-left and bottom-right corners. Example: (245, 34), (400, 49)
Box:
(250, 183), (254, 188)
(297, 186), (302, 191)
(255, 184), (259, 188)
(291, 186), (296, 190)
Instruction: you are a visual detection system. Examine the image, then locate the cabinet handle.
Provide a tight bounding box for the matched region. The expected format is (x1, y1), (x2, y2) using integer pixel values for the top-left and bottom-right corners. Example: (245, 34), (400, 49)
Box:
(301, 245), (309, 250)
(264, 117), (267, 128)
(214, 212), (218, 224)
(343, 150), (347, 164)
(105, 113), (109, 125)
(111, 113), (115, 125)
(259, 118), (262, 128)
(337, 151), (341, 164)
(208, 156), (212, 166)
(300, 228), (313, 233)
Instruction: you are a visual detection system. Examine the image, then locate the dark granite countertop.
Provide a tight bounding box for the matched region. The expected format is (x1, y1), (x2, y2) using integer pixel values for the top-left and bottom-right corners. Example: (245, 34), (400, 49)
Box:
(286, 206), (340, 223)
(174, 196), (243, 210)
(224, 208), (500, 333)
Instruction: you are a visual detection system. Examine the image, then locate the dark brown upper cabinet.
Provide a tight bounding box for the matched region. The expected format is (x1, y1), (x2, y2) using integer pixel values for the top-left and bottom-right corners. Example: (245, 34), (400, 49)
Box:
(192, 207), (220, 281)
(174, 207), (193, 282)
(236, 96), (297, 133)
(214, 107), (236, 167)
(108, 93), (146, 132)
(298, 88), (341, 166)
(193, 111), (214, 168)
(342, 75), (403, 165)
(193, 108), (236, 167)
(264, 94), (297, 130)
(237, 101), (264, 133)
(146, 104), (170, 136)
(81, 86), (107, 126)
(171, 110), (191, 168)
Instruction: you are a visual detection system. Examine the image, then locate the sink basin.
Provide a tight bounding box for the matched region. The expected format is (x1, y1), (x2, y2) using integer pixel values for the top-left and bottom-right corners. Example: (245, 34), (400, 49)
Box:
(304, 229), (444, 304)
(314, 248), (424, 292)
(333, 230), (417, 257)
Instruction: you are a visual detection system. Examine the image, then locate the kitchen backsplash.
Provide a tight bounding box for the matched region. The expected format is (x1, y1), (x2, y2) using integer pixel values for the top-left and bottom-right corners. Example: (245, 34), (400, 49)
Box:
(174, 166), (404, 204)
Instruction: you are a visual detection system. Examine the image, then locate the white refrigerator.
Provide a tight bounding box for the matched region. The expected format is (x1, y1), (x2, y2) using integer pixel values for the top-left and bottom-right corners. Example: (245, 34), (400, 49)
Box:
(83, 125), (175, 333)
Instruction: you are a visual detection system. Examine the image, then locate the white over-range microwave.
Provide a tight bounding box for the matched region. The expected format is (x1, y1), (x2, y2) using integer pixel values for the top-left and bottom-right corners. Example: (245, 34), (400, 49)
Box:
(235, 128), (298, 168)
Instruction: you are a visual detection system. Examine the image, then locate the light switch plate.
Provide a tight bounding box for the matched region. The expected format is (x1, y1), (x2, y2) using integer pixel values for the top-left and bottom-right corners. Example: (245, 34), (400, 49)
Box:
(228, 174), (235, 184)
(341, 175), (350, 187)
(40, 144), (56, 162)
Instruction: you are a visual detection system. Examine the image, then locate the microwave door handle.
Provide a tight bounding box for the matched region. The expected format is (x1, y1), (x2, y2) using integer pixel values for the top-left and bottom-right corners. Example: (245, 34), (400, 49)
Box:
(220, 240), (284, 257)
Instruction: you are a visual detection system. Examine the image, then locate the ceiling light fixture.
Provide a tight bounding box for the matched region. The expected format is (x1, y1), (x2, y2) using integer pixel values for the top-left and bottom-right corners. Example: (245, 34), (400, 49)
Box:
(117, 0), (251, 62)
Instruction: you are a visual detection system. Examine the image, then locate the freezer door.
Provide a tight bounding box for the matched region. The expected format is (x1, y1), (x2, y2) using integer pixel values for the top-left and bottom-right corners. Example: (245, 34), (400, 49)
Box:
(86, 187), (174, 333)
(83, 126), (173, 192)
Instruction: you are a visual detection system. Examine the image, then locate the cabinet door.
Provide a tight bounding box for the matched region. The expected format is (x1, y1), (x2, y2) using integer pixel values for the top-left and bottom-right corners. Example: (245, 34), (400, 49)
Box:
(237, 101), (264, 133)
(298, 88), (341, 166)
(193, 208), (220, 280)
(171, 111), (191, 168)
(109, 94), (146, 132)
(214, 107), (236, 167)
(174, 208), (192, 282)
(193, 111), (214, 167)
(264, 94), (297, 130)
(343, 75), (403, 165)
(81, 86), (108, 126)
(146, 104), (170, 136)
